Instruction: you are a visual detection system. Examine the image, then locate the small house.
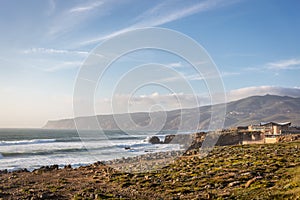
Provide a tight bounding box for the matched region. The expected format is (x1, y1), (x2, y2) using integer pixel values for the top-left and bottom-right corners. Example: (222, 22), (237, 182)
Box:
(260, 122), (291, 135)
(248, 122), (291, 135)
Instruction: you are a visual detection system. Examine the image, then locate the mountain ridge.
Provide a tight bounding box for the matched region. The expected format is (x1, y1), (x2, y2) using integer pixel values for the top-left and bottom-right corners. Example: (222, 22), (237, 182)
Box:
(43, 95), (300, 130)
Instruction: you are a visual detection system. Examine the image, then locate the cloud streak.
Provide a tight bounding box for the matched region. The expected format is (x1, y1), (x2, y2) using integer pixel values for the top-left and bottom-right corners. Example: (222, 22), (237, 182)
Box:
(266, 58), (300, 70)
(95, 92), (205, 114)
(80, 0), (238, 46)
(43, 61), (82, 72)
(94, 86), (300, 114)
(69, 1), (104, 13)
(158, 70), (239, 82)
(227, 86), (300, 101)
(166, 62), (183, 68)
(47, 0), (115, 37)
(22, 48), (89, 56)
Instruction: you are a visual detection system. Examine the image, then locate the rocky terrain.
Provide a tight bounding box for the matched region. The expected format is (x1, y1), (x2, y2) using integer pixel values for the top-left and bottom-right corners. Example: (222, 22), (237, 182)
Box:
(43, 95), (300, 130)
(1, 140), (299, 199)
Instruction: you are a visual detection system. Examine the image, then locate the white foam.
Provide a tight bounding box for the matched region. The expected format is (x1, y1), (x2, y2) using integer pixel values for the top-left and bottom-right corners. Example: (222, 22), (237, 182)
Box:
(0, 141), (85, 155)
(0, 134), (183, 171)
(0, 139), (56, 146)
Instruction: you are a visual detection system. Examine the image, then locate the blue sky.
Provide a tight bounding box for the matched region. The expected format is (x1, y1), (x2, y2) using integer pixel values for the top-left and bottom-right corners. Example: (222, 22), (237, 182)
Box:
(0, 0), (300, 128)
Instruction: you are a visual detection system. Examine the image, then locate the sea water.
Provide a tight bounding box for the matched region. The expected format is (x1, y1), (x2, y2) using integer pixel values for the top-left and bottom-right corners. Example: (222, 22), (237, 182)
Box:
(0, 128), (183, 171)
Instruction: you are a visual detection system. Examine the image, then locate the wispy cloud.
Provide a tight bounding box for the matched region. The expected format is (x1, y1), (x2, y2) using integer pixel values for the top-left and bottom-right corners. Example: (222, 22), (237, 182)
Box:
(243, 58), (300, 73)
(266, 58), (300, 70)
(187, 71), (239, 81)
(43, 61), (82, 72)
(221, 71), (240, 77)
(22, 48), (89, 56)
(47, 0), (114, 37)
(167, 62), (183, 68)
(81, 28), (132, 44)
(95, 92), (205, 114)
(133, 0), (234, 27)
(134, 1), (209, 26)
(69, 1), (104, 13)
(158, 70), (238, 82)
(94, 86), (300, 114)
(80, 0), (239, 46)
(227, 86), (300, 101)
(186, 74), (204, 81)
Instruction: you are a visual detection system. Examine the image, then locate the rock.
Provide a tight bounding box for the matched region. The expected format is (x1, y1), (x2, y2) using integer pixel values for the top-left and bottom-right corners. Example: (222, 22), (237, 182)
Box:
(283, 183), (291, 189)
(228, 181), (240, 187)
(245, 177), (258, 188)
(240, 172), (252, 177)
(64, 164), (72, 169)
(49, 165), (59, 170)
(37, 166), (49, 172)
(39, 193), (47, 198)
(8, 175), (17, 179)
(148, 136), (161, 144)
(33, 165), (58, 173)
(164, 135), (175, 144)
(0, 169), (8, 174)
(93, 161), (105, 166)
(39, 192), (55, 199)
(15, 168), (29, 173)
(204, 184), (211, 189)
(28, 189), (35, 193)
(206, 193), (211, 199)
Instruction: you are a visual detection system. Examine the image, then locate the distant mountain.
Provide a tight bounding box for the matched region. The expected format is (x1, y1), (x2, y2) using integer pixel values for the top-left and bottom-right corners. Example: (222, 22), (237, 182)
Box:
(224, 94), (300, 127)
(43, 95), (300, 130)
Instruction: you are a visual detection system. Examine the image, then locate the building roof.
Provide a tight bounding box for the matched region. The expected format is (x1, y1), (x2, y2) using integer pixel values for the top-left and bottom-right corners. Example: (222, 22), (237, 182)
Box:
(260, 122), (291, 126)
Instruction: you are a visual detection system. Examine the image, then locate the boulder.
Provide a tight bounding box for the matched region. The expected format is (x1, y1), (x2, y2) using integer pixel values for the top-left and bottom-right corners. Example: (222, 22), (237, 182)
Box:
(148, 136), (161, 144)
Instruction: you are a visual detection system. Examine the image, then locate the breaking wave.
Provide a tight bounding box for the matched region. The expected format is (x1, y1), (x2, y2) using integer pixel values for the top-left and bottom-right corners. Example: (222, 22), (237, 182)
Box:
(0, 139), (57, 146)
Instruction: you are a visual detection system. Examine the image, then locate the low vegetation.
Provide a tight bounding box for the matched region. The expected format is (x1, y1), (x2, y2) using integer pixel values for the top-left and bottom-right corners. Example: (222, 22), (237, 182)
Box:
(0, 141), (299, 199)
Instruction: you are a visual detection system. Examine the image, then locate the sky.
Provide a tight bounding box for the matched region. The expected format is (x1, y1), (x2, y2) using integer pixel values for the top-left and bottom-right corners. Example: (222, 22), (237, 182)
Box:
(0, 0), (300, 128)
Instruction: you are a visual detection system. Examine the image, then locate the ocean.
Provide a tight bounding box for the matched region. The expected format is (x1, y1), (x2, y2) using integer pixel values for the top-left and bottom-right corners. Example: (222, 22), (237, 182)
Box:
(0, 128), (184, 171)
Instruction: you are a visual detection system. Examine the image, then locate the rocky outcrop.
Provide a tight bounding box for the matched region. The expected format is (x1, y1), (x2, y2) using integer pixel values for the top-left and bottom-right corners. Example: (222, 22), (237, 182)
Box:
(162, 131), (300, 150)
(215, 131), (243, 146)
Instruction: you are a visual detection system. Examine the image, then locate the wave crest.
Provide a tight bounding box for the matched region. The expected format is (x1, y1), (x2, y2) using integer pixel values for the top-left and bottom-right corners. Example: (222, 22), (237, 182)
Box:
(0, 139), (56, 146)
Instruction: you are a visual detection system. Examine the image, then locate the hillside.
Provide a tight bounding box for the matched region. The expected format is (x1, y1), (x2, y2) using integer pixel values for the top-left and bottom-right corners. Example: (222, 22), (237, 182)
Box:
(43, 95), (300, 130)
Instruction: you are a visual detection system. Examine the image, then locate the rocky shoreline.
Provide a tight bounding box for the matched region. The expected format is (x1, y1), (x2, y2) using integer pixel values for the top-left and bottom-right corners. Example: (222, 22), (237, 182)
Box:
(1, 131), (299, 174)
(1, 137), (300, 199)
